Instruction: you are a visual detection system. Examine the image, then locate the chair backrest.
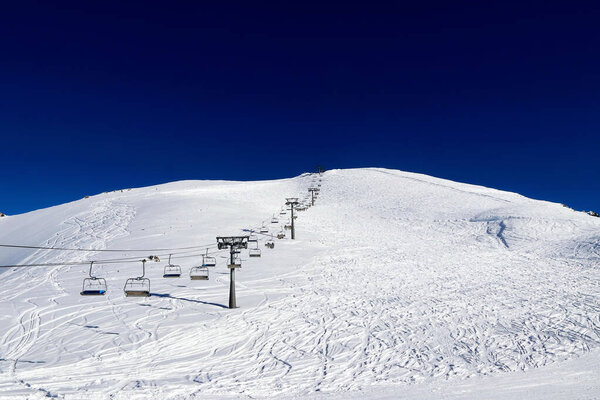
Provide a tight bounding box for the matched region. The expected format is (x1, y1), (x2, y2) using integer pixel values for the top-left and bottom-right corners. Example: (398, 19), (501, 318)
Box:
(191, 266), (209, 276)
(203, 256), (216, 266)
(124, 277), (150, 291)
(83, 277), (107, 290)
(165, 264), (181, 272)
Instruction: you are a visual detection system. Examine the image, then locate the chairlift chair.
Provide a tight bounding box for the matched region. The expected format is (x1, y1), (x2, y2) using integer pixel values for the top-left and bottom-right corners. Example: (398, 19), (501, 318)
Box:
(190, 266), (209, 280)
(228, 253), (242, 268)
(249, 234), (258, 243)
(163, 255), (181, 278)
(284, 222), (292, 230)
(249, 239), (261, 257)
(271, 215), (279, 224)
(124, 260), (151, 297)
(249, 248), (261, 257)
(163, 264), (182, 278)
(202, 249), (217, 267)
(279, 210), (286, 216)
(260, 225), (269, 233)
(80, 261), (107, 296)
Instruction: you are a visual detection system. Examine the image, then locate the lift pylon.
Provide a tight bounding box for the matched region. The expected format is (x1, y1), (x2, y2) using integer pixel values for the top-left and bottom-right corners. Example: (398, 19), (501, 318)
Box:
(308, 187), (319, 206)
(216, 236), (249, 308)
(286, 198), (299, 240)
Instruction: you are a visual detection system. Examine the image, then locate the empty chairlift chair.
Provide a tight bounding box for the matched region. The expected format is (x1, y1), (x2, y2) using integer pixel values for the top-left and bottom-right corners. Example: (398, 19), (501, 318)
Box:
(229, 253), (242, 268)
(248, 234), (258, 243)
(202, 249), (217, 267)
(80, 261), (107, 296)
(271, 215), (279, 224)
(124, 260), (151, 297)
(249, 242), (261, 257)
(163, 254), (181, 278)
(190, 266), (209, 280)
(260, 224), (269, 234)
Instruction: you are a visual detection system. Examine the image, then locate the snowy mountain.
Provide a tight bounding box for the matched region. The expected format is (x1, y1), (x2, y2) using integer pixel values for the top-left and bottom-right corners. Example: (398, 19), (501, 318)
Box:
(0, 168), (599, 399)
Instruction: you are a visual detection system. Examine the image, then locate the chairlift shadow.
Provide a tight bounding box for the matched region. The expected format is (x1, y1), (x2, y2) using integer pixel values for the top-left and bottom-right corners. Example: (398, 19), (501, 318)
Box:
(150, 292), (228, 309)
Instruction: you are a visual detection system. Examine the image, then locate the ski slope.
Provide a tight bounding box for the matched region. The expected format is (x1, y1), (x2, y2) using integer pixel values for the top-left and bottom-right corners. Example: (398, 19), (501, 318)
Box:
(0, 168), (599, 399)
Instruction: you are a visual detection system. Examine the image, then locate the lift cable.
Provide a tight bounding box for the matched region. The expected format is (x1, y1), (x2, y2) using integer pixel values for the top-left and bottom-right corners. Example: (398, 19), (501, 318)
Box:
(0, 249), (231, 269)
(0, 246), (232, 269)
(0, 191), (306, 270)
(0, 242), (216, 253)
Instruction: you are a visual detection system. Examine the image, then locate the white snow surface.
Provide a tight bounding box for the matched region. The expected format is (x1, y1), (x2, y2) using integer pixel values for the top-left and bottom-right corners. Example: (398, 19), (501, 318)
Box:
(0, 168), (599, 399)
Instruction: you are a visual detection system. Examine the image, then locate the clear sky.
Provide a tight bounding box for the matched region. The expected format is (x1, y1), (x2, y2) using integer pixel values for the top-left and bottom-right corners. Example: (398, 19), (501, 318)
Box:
(1, 1), (599, 215)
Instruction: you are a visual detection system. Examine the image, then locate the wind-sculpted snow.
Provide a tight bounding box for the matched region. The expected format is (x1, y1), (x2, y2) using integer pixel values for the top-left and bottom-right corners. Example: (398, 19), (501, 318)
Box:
(0, 169), (599, 399)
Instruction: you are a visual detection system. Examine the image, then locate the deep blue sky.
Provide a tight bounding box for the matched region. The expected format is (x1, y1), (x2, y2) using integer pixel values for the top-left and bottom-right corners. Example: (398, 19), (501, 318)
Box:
(1, 1), (599, 215)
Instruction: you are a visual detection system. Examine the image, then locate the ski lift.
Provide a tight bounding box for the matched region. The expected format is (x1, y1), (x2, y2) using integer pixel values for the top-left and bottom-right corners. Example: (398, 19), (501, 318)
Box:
(260, 225), (269, 233)
(279, 209), (286, 216)
(190, 266), (209, 280)
(163, 254), (181, 278)
(229, 257), (242, 268)
(80, 261), (107, 296)
(284, 222), (292, 230)
(202, 248), (216, 267)
(249, 248), (261, 257)
(249, 240), (261, 257)
(265, 240), (275, 249)
(271, 215), (279, 224)
(277, 230), (285, 239)
(248, 234), (258, 242)
(124, 260), (151, 297)
(227, 251), (242, 267)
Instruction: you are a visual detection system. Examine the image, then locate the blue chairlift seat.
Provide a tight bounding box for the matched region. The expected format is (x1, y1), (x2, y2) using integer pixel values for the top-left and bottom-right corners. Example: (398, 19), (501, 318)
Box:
(80, 277), (107, 296)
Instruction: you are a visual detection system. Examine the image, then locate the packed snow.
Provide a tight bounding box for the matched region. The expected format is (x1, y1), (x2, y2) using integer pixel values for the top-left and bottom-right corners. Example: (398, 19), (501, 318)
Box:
(0, 168), (599, 399)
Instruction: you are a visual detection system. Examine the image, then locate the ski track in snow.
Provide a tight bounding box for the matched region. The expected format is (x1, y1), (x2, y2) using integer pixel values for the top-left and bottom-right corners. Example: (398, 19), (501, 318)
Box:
(0, 169), (599, 399)
(0, 199), (136, 397)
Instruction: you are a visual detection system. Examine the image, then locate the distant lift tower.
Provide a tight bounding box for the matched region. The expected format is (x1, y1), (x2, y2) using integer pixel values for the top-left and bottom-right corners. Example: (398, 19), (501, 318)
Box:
(308, 187), (319, 206)
(217, 236), (249, 308)
(286, 198), (299, 240)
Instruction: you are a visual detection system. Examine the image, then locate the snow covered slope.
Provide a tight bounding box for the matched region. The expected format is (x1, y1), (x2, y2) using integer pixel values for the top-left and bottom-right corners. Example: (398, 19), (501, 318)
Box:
(0, 168), (599, 399)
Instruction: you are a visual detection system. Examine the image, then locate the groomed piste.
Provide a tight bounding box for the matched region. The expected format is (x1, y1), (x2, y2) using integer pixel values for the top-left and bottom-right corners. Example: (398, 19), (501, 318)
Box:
(0, 168), (599, 399)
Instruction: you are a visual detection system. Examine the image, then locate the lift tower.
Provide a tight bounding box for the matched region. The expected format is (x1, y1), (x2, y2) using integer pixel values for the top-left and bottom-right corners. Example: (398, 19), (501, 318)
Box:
(286, 198), (299, 240)
(308, 187), (319, 206)
(217, 236), (249, 308)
